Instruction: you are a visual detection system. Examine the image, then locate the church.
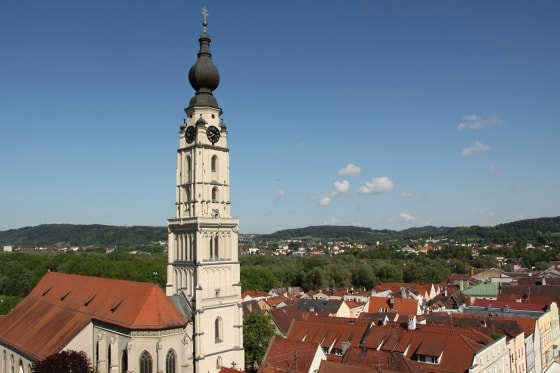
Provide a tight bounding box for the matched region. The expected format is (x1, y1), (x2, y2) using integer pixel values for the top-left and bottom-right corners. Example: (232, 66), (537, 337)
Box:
(0, 11), (244, 373)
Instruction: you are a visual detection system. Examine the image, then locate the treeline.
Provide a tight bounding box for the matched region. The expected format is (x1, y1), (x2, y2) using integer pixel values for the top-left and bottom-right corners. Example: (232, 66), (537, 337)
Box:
(0, 251), (166, 299)
(2, 216), (559, 248)
(258, 216), (560, 243)
(0, 224), (167, 247)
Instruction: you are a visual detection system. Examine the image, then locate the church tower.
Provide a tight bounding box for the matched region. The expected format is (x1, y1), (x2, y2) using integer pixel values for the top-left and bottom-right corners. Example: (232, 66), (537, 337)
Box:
(166, 10), (244, 372)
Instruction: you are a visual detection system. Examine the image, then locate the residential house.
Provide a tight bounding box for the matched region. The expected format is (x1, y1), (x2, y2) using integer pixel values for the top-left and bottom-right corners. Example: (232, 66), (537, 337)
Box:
(259, 337), (326, 373)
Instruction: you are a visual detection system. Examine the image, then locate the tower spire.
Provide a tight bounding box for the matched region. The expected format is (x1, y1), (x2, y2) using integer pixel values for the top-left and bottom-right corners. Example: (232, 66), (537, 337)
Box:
(187, 7), (220, 110)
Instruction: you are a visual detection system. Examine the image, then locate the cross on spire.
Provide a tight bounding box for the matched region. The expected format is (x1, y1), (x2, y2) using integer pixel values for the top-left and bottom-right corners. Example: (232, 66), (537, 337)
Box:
(202, 7), (208, 32)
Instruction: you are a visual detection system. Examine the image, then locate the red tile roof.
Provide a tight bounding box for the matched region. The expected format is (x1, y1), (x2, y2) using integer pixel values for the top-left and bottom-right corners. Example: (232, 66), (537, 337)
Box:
(259, 337), (322, 373)
(362, 324), (495, 373)
(0, 272), (187, 360)
(287, 317), (369, 351)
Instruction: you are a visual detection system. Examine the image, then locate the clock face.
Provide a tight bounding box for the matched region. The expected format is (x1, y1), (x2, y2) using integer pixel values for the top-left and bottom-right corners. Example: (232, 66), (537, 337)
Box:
(185, 126), (196, 143)
(206, 125), (220, 145)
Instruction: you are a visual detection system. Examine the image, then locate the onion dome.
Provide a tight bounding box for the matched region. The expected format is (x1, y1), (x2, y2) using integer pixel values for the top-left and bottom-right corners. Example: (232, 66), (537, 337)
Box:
(187, 18), (220, 109)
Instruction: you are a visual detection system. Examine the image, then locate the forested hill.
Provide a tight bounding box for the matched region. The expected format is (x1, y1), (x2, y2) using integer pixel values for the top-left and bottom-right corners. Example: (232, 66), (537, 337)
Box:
(1, 216), (559, 247)
(0, 224), (167, 247)
(257, 216), (560, 242)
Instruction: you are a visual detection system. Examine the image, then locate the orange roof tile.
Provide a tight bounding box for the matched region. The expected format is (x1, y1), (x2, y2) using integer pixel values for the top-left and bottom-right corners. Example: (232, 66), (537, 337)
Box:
(259, 337), (322, 373)
(0, 272), (187, 360)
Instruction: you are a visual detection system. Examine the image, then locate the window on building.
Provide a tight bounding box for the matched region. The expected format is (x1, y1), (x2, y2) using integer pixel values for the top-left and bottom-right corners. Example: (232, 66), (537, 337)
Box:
(215, 317), (223, 342)
(211, 155), (218, 173)
(166, 349), (176, 373)
(121, 349), (128, 373)
(212, 187), (218, 202)
(140, 351), (152, 373)
(107, 345), (111, 373)
(216, 356), (223, 369)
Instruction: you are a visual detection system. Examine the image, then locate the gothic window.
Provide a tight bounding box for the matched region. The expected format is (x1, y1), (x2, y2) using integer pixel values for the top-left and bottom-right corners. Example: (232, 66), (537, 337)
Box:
(211, 155), (218, 172)
(140, 351), (152, 373)
(212, 186), (218, 202)
(216, 356), (223, 369)
(186, 155), (192, 182)
(210, 236), (219, 260)
(166, 349), (176, 373)
(121, 349), (128, 373)
(107, 345), (111, 372)
(215, 317), (223, 342)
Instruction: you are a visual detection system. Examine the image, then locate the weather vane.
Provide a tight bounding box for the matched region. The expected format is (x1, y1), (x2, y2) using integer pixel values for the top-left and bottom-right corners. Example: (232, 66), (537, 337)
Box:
(202, 7), (208, 32)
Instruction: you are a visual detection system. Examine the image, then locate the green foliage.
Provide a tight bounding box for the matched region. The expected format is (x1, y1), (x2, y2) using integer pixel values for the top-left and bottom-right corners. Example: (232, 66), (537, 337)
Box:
(243, 311), (276, 368)
(0, 251), (167, 309)
(0, 295), (22, 314)
(32, 350), (92, 373)
(241, 266), (278, 292)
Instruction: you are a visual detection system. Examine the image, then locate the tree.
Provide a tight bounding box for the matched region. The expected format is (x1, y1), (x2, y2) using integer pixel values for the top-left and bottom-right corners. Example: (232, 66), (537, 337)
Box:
(32, 350), (92, 373)
(243, 311), (276, 371)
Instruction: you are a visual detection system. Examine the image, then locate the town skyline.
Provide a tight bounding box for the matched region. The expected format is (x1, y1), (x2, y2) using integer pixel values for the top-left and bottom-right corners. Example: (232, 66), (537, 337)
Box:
(2, 1), (559, 234)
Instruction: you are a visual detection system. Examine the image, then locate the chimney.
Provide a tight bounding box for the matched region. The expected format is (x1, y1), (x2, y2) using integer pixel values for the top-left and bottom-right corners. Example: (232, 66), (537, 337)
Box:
(341, 342), (350, 356)
(408, 315), (417, 330)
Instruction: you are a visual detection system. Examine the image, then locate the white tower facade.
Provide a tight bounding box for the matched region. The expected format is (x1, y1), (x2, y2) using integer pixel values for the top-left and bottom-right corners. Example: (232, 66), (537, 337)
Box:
(166, 14), (244, 373)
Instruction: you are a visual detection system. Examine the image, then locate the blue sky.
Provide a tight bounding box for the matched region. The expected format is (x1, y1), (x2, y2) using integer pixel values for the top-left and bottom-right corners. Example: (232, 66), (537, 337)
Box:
(1, 1), (559, 234)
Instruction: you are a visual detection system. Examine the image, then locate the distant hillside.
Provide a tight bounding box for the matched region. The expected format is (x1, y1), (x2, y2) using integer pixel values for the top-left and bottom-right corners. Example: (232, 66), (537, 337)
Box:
(258, 225), (397, 242)
(0, 224), (167, 248)
(257, 216), (560, 242)
(1, 216), (559, 247)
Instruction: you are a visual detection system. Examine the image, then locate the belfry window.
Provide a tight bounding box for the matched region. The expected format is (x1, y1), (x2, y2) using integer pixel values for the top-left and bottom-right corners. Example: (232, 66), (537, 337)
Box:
(210, 236), (219, 260)
(212, 187), (218, 202)
(211, 155), (218, 172)
(215, 317), (223, 342)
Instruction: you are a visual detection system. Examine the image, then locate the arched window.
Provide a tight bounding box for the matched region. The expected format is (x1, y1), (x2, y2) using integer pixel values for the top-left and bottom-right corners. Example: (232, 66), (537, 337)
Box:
(186, 155), (192, 181)
(215, 317), (223, 342)
(140, 351), (152, 373)
(121, 349), (128, 373)
(210, 236), (219, 260)
(107, 345), (111, 373)
(166, 349), (176, 373)
(211, 155), (218, 172)
(216, 356), (223, 369)
(212, 186), (218, 202)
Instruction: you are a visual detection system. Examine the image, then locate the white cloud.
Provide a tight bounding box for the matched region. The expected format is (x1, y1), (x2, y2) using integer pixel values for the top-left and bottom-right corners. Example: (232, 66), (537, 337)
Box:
(457, 114), (503, 131)
(358, 177), (394, 195)
(333, 180), (350, 194)
(400, 191), (413, 198)
(338, 163), (361, 177)
(318, 196), (332, 206)
(400, 212), (416, 222)
(489, 165), (499, 174)
(462, 141), (491, 157)
(316, 180), (350, 206)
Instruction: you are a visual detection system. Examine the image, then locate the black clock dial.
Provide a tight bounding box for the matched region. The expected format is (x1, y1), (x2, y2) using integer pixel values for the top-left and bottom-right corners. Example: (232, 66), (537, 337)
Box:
(206, 125), (220, 144)
(185, 126), (196, 143)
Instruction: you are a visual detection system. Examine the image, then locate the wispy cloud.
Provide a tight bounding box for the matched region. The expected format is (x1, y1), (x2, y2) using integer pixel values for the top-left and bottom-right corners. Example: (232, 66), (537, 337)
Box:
(358, 177), (394, 195)
(400, 212), (416, 222)
(274, 189), (285, 201)
(489, 165), (499, 174)
(338, 163), (361, 177)
(462, 141), (491, 157)
(457, 114), (503, 131)
(400, 191), (413, 198)
(317, 180), (350, 206)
